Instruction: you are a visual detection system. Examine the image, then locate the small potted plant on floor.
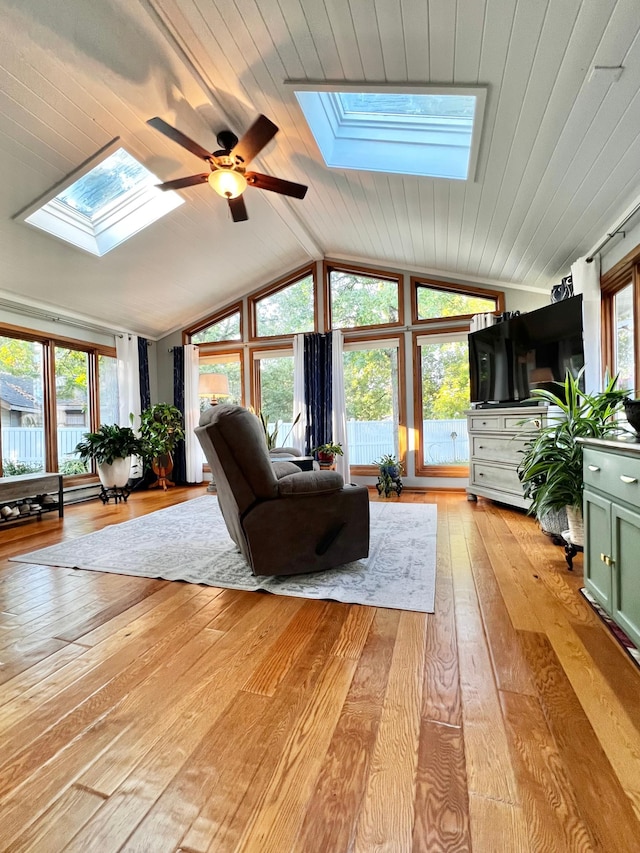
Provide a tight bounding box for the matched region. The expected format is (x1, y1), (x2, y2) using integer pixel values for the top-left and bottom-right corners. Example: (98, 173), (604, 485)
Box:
(374, 454), (404, 498)
(75, 424), (143, 490)
(313, 441), (344, 469)
(139, 403), (185, 490)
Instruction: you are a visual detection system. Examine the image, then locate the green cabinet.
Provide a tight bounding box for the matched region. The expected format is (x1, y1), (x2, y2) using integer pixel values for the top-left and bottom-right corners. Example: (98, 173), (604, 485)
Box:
(582, 442), (640, 649)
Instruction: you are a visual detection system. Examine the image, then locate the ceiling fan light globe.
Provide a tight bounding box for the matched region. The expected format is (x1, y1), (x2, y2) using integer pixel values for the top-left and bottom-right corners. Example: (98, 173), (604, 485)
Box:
(207, 169), (247, 199)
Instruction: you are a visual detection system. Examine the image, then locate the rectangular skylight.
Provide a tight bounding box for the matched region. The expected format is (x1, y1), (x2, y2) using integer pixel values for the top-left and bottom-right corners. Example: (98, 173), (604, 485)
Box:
(21, 145), (183, 256)
(291, 84), (487, 181)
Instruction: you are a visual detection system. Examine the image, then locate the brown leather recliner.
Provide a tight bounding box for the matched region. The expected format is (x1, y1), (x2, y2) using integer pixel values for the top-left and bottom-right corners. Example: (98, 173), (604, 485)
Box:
(195, 404), (370, 576)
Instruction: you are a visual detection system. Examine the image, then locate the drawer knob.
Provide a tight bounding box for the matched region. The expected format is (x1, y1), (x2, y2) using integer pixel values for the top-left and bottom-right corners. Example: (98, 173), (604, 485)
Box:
(478, 445), (485, 449)
(588, 465), (600, 472)
(478, 472), (484, 477)
(620, 475), (638, 484)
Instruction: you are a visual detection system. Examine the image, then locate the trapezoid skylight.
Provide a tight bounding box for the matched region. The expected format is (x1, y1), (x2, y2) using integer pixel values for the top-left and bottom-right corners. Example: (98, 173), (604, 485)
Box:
(22, 146), (183, 256)
(293, 86), (486, 181)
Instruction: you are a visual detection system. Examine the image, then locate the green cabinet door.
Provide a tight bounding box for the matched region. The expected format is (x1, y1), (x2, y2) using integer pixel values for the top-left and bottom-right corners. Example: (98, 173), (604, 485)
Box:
(612, 504), (640, 649)
(584, 490), (612, 611)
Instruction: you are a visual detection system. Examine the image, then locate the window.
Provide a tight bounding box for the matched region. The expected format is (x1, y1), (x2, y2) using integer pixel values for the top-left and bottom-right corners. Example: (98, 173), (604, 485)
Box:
(326, 264), (402, 330)
(602, 254), (640, 395)
(199, 352), (243, 409)
(250, 268), (316, 339)
(413, 279), (503, 324)
(189, 306), (242, 344)
(613, 283), (635, 392)
(343, 339), (403, 469)
(253, 351), (295, 447)
(0, 329), (116, 478)
(416, 332), (470, 474)
(0, 336), (46, 476)
(292, 85), (487, 180)
(22, 145), (183, 256)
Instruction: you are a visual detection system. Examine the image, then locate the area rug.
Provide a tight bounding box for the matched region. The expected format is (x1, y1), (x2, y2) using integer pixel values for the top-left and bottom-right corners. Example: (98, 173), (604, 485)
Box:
(580, 588), (640, 671)
(11, 496), (437, 613)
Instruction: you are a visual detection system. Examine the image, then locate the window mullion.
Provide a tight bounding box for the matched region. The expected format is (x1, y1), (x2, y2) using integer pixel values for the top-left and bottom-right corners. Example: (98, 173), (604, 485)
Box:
(43, 340), (58, 473)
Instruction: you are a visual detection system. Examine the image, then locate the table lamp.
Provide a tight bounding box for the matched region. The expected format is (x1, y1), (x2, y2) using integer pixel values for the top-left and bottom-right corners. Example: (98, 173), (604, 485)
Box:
(199, 373), (230, 406)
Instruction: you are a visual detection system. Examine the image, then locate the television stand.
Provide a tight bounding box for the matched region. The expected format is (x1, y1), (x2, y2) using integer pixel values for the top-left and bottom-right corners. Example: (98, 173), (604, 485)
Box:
(466, 406), (548, 509)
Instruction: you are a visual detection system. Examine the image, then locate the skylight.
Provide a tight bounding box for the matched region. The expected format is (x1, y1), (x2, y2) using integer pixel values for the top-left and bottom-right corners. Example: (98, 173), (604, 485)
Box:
(292, 86), (486, 181)
(22, 146), (183, 256)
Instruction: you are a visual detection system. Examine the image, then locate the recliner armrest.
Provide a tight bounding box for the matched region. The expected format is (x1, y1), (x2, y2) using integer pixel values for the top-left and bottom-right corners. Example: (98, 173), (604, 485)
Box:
(277, 470), (343, 496)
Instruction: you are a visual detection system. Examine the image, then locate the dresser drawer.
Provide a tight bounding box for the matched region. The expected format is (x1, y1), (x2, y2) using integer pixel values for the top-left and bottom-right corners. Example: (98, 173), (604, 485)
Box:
(471, 434), (528, 464)
(469, 414), (501, 432)
(503, 413), (545, 432)
(584, 447), (640, 508)
(471, 462), (524, 495)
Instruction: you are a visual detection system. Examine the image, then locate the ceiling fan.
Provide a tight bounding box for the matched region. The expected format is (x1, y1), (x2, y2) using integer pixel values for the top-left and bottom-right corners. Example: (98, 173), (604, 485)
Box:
(146, 114), (308, 222)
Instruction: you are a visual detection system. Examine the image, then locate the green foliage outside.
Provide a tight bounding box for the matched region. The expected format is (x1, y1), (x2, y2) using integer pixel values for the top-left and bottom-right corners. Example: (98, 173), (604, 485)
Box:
(256, 275), (314, 337)
(192, 311), (241, 343)
(416, 286), (495, 320)
(421, 341), (470, 420)
(2, 459), (43, 476)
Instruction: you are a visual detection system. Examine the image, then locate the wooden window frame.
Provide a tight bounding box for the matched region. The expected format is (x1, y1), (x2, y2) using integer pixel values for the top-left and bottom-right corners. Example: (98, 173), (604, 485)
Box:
(601, 247), (640, 388)
(410, 277), (504, 326)
(343, 333), (406, 477)
(247, 263), (318, 342)
(197, 346), (245, 407)
(413, 327), (471, 478)
(183, 301), (243, 346)
(0, 322), (116, 481)
(324, 261), (404, 333)
(249, 345), (294, 414)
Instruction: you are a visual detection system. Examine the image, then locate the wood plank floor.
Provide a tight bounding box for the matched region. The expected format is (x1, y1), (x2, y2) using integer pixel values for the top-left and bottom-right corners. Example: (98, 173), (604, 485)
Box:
(0, 487), (639, 852)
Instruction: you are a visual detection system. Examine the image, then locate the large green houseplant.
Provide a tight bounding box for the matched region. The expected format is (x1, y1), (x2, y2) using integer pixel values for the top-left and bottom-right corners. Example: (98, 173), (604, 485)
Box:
(74, 424), (143, 489)
(139, 403), (185, 489)
(517, 370), (629, 543)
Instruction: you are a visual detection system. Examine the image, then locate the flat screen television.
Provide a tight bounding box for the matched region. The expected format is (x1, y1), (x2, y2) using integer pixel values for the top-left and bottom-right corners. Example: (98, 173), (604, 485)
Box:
(468, 295), (584, 407)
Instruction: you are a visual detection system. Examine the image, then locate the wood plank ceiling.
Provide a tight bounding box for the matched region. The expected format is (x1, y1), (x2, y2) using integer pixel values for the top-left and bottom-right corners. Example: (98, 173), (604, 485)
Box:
(1, 0), (639, 338)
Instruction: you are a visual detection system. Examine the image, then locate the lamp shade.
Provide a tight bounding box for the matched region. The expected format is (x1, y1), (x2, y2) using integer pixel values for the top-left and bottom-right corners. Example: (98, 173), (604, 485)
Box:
(207, 169), (247, 199)
(199, 373), (230, 397)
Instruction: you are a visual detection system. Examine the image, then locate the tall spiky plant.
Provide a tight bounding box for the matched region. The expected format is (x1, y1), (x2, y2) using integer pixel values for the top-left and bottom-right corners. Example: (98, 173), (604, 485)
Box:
(518, 370), (630, 517)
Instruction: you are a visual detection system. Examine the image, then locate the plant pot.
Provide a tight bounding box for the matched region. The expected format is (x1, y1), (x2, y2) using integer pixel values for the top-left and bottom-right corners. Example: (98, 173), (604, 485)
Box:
(97, 457), (132, 489)
(380, 464), (400, 479)
(151, 452), (175, 490)
(623, 397), (640, 435)
(317, 451), (334, 469)
(565, 505), (584, 547)
(539, 506), (568, 537)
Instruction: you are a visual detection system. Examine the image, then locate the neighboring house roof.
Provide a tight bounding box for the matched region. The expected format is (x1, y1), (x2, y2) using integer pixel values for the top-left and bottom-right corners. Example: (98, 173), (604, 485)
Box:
(0, 374), (39, 413)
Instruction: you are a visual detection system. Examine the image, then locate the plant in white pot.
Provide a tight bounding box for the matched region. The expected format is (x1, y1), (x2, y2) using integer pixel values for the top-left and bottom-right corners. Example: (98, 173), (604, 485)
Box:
(518, 370), (629, 546)
(75, 424), (143, 490)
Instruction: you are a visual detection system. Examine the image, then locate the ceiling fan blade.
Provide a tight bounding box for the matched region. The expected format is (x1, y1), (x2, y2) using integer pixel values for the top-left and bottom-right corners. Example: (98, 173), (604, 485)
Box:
(246, 172), (308, 199)
(147, 117), (213, 161)
(228, 195), (248, 222)
(156, 174), (209, 191)
(232, 115), (278, 166)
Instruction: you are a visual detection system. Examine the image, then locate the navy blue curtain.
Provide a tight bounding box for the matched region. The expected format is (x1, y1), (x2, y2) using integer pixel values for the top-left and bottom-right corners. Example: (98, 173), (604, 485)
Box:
(172, 347), (186, 485)
(138, 337), (151, 413)
(303, 333), (332, 455)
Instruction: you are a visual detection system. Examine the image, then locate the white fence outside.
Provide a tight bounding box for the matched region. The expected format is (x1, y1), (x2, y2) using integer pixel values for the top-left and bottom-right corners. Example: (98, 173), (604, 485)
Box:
(275, 418), (469, 465)
(2, 427), (86, 472)
(3, 419), (470, 473)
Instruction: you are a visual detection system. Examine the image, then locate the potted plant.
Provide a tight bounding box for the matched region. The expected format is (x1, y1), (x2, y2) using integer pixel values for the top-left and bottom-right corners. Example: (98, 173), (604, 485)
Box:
(258, 412), (301, 451)
(313, 441), (344, 468)
(374, 454), (404, 498)
(139, 403), (185, 490)
(517, 370), (629, 545)
(74, 424), (143, 489)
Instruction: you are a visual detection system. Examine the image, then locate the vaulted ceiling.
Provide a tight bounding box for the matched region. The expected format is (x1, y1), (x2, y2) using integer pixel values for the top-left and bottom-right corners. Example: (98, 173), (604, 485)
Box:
(1, 0), (639, 339)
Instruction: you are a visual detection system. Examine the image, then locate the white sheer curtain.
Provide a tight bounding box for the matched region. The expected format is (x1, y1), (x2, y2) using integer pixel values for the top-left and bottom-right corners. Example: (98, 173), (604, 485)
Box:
(184, 344), (203, 483)
(116, 334), (141, 429)
(571, 255), (602, 393)
(292, 333), (306, 451)
(331, 329), (349, 481)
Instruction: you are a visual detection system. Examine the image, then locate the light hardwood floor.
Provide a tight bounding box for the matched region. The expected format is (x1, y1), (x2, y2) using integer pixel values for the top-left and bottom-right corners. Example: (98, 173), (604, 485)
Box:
(0, 487), (639, 852)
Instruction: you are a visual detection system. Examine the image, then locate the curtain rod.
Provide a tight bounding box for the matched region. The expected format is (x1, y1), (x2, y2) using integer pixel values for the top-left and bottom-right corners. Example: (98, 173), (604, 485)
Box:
(586, 199), (640, 262)
(0, 297), (130, 338)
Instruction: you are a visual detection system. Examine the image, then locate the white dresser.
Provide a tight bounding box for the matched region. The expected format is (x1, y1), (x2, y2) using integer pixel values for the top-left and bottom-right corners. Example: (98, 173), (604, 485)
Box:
(466, 406), (547, 509)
